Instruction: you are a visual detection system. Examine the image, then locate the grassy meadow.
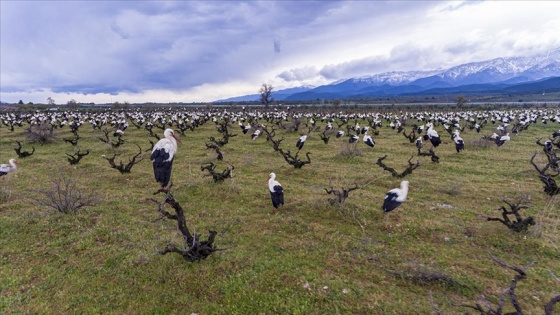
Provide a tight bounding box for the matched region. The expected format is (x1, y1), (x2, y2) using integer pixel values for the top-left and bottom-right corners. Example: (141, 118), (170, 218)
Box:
(0, 106), (559, 314)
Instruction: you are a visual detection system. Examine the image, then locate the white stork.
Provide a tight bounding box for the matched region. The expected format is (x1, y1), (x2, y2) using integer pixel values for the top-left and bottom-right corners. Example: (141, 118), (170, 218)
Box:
(415, 137), (423, 149)
(0, 159), (18, 176)
(251, 129), (261, 140)
(363, 134), (375, 148)
(296, 135), (307, 150)
(349, 134), (359, 143)
(151, 129), (181, 188)
(544, 140), (553, 153)
(382, 180), (409, 226)
(496, 133), (510, 147)
(268, 172), (284, 209)
(424, 124), (441, 147)
(336, 131), (345, 138)
(454, 134), (465, 153)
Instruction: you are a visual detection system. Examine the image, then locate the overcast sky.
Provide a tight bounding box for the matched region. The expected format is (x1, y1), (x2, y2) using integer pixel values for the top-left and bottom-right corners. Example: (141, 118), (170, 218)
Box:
(1, 1), (559, 104)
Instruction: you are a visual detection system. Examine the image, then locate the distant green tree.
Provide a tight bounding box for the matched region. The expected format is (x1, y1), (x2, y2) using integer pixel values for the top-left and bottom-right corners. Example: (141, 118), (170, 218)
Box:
(47, 97), (55, 105)
(259, 83), (273, 106)
(18, 100), (24, 105)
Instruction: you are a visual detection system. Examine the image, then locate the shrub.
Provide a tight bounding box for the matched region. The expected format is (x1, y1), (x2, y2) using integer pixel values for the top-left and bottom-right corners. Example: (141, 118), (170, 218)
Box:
(31, 174), (97, 214)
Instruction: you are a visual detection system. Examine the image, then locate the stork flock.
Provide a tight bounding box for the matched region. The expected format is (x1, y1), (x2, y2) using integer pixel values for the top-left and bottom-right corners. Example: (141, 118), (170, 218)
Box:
(1, 106), (556, 220)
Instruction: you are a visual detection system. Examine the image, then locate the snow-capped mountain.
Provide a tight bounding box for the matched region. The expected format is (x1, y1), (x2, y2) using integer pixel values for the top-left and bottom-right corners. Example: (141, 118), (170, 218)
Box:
(217, 49), (560, 102)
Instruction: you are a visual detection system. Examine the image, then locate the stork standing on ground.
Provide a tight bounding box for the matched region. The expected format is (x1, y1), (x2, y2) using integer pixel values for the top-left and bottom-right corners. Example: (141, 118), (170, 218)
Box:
(296, 135), (308, 150)
(496, 133), (510, 147)
(544, 140), (553, 153)
(424, 124), (441, 147)
(151, 129), (181, 188)
(415, 137), (423, 149)
(251, 129), (261, 140)
(0, 159), (18, 176)
(452, 131), (464, 153)
(268, 172), (284, 209)
(363, 134), (375, 148)
(382, 181), (409, 227)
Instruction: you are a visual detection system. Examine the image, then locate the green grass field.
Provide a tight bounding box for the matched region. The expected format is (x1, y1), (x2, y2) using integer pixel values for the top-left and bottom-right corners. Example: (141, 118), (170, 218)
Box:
(1, 107), (559, 314)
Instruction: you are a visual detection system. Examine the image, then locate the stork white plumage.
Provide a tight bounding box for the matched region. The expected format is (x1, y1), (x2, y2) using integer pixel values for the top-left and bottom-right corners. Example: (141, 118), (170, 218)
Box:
(349, 134), (359, 143)
(544, 140), (553, 153)
(239, 122), (250, 134)
(496, 133), (510, 147)
(251, 129), (261, 140)
(0, 159), (18, 176)
(336, 131), (345, 138)
(454, 135), (464, 153)
(151, 129), (181, 188)
(415, 137), (423, 149)
(268, 172), (284, 209)
(382, 180), (409, 227)
(363, 134), (375, 148)
(296, 135), (308, 150)
(424, 124), (441, 147)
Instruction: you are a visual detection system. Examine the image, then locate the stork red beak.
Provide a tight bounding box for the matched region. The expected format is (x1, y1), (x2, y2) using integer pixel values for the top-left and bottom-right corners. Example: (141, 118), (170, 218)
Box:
(173, 134), (182, 144)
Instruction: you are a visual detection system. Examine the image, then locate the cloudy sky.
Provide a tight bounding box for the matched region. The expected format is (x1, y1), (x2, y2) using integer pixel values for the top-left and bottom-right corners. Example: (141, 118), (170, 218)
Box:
(1, 1), (559, 104)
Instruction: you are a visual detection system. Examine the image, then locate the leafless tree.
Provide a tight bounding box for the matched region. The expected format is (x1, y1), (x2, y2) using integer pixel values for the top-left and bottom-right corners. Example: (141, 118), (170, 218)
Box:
(259, 83), (274, 106)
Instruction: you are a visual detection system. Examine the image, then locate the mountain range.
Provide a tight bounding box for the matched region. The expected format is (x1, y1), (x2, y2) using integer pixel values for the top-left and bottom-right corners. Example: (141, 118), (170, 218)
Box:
(216, 48), (560, 102)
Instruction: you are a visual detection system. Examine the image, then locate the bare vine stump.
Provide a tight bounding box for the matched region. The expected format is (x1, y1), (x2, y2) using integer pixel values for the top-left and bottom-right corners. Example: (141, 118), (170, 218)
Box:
(278, 149), (311, 168)
(13, 141), (35, 158)
(530, 152), (560, 195)
(149, 189), (219, 262)
(102, 144), (144, 174)
(201, 162), (234, 182)
(66, 149), (90, 165)
(324, 179), (360, 208)
(376, 155), (420, 178)
(484, 196), (535, 232)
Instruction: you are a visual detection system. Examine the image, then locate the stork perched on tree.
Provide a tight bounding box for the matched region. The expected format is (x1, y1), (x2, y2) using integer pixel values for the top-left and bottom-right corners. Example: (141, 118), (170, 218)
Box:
(151, 129), (181, 188)
(268, 172), (284, 209)
(0, 159), (18, 176)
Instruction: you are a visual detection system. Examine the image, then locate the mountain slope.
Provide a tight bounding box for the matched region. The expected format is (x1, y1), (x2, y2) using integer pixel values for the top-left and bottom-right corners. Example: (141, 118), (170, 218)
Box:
(218, 48), (560, 102)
